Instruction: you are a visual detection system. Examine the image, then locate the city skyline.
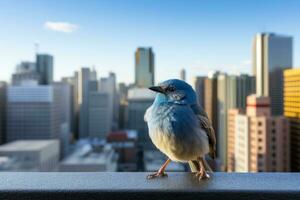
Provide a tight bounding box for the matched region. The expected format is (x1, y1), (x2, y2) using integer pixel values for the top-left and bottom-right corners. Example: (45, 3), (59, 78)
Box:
(1, 0), (300, 84)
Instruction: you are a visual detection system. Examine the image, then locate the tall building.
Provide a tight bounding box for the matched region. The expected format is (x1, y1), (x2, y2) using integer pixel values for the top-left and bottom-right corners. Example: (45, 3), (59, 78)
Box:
(6, 83), (63, 142)
(217, 73), (256, 170)
(135, 47), (155, 88)
(61, 76), (78, 139)
(53, 82), (72, 157)
(0, 82), (7, 144)
(99, 72), (118, 130)
(284, 68), (300, 171)
(127, 88), (155, 149)
(236, 74), (256, 109)
(227, 108), (243, 172)
(204, 73), (219, 136)
(193, 76), (206, 108)
(88, 92), (111, 139)
(78, 68), (91, 138)
(118, 83), (128, 129)
(0, 140), (60, 172)
(217, 73), (231, 170)
(180, 69), (186, 81)
(36, 54), (54, 85)
(253, 33), (293, 115)
(234, 95), (290, 172)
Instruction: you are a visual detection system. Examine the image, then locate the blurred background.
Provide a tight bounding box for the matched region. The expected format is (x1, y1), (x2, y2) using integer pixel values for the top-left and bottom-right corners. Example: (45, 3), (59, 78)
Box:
(0, 0), (299, 173)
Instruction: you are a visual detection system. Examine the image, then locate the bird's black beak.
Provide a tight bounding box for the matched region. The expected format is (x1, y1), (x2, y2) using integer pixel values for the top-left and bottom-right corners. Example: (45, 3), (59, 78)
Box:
(148, 86), (165, 94)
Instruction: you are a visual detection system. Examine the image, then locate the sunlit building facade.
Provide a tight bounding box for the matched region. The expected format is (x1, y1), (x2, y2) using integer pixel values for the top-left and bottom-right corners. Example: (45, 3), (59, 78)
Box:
(135, 47), (155, 88)
(284, 68), (300, 171)
(253, 33), (293, 115)
(234, 95), (290, 172)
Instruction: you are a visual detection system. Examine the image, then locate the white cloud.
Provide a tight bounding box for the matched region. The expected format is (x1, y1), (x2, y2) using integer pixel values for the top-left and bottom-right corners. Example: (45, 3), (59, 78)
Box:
(44, 21), (79, 33)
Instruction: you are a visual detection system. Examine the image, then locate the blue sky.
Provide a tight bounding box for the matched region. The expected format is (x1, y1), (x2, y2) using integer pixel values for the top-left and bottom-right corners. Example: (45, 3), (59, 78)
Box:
(0, 0), (300, 84)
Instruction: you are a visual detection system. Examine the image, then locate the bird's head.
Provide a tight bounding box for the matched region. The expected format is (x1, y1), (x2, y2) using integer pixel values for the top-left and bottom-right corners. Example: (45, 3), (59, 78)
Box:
(149, 79), (197, 105)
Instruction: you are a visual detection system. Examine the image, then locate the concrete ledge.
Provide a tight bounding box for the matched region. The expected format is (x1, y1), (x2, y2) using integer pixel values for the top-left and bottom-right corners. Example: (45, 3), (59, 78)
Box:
(0, 172), (299, 200)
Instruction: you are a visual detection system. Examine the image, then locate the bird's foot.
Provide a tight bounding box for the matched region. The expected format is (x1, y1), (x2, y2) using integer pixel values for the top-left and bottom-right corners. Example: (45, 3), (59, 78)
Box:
(195, 170), (210, 180)
(146, 171), (168, 179)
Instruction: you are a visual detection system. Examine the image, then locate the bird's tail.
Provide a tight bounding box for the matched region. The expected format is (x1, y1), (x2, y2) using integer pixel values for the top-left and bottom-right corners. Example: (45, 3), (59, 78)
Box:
(188, 158), (213, 173)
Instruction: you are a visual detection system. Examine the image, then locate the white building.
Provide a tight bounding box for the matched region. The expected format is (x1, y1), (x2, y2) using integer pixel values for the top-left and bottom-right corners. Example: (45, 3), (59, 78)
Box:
(59, 140), (118, 172)
(0, 140), (59, 171)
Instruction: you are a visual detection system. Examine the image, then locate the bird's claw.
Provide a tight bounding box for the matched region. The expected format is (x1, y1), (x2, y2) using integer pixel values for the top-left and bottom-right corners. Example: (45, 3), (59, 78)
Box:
(146, 172), (168, 179)
(195, 171), (210, 180)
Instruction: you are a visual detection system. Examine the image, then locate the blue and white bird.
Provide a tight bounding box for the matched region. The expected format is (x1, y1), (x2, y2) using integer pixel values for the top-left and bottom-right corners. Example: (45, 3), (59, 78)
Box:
(144, 79), (216, 180)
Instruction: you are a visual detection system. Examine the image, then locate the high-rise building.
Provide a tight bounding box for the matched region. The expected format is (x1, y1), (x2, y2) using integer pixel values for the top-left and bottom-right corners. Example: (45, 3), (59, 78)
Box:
(217, 73), (231, 170)
(227, 108), (243, 172)
(253, 33), (293, 115)
(284, 68), (300, 171)
(127, 88), (155, 149)
(6, 83), (64, 141)
(135, 47), (155, 88)
(204, 73), (219, 136)
(53, 82), (72, 157)
(180, 69), (186, 81)
(36, 54), (54, 85)
(0, 82), (7, 144)
(234, 95), (290, 172)
(78, 68), (91, 138)
(118, 83), (128, 130)
(61, 76), (78, 139)
(193, 76), (206, 108)
(217, 73), (256, 170)
(88, 91), (111, 139)
(99, 72), (118, 130)
(236, 74), (256, 109)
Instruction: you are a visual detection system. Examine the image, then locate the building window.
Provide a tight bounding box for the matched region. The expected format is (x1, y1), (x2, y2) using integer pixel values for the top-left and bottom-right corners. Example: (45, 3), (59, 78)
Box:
(258, 122), (262, 126)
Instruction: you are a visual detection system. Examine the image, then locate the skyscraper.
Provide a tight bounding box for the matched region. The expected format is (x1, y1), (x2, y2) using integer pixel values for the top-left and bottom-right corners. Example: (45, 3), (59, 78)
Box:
(61, 76), (78, 139)
(284, 68), (300, 171)
(253, 33), (293, 115)
(135, 47), (155, 88)
(99, 72), (118, 130)
(217, 73), (230, 170)
(78, 68), (91, 138)
(180, 69), (186, 81)
(36, 54), (54, 85)
(88, 92), (111, 139)
(193, 76), (206, 108)
(227, 108), (243, 172)
(127, 88), (155, 149)
(6, 83), (63, 141)
(204, 73), (219, 136)
(0, 82), (7, 144)
(217, 73), (255, 170)
(236, 74), (256, 109)
(234, 95), (290, 172)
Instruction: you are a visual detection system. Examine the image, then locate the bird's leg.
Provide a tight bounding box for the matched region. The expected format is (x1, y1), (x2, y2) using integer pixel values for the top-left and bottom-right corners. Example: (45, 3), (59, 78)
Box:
(147, 159), (171, 179)
(195, 157), (210, 180)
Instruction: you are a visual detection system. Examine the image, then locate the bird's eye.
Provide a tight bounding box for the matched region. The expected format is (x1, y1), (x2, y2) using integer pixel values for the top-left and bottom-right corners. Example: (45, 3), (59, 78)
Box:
(167, 86), (175, 92)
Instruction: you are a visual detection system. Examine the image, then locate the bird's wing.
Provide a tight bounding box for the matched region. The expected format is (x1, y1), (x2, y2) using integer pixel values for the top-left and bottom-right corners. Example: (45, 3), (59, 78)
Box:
(191, 104), (216, 159)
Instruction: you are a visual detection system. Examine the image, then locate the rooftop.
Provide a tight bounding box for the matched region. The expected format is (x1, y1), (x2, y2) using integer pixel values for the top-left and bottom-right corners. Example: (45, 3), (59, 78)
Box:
(0, 140), (59, 152)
